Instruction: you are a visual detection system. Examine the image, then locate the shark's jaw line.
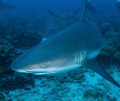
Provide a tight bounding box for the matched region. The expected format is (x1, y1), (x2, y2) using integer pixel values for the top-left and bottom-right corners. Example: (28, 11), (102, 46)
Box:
(16, 64), (82, 75)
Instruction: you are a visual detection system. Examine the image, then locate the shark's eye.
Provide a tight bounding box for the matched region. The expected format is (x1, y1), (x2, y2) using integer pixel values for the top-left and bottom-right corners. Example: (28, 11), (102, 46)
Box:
(39, 64), (43, 68)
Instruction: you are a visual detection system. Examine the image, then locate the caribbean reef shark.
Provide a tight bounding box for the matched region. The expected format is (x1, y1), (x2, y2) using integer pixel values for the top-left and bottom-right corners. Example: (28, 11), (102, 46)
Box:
(83, 0), (105, 14)
(47, 7), (80, 29)
(10, 0), (120, 88)
(0, 0), (15, 10)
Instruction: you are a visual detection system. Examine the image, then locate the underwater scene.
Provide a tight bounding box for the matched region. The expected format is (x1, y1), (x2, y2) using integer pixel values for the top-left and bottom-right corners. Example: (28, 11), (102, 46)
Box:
(0, 0), (120, 101)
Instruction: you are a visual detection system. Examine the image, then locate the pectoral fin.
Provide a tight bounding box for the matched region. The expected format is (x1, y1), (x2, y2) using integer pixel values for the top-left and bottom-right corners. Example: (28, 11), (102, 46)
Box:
(85, 59), (120, 88)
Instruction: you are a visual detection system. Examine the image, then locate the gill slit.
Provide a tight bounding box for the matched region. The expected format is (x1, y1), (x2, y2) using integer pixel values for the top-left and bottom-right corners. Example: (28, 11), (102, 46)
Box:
(74, 50), (86, 63)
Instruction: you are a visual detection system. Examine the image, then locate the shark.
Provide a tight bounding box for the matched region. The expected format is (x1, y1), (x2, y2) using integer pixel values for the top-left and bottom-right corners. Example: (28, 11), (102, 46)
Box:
(47, 7), (80, 29)
(47, 10), (71, 29)
(83, 0), (105, 14)
(10, 0), (120, 88)
(116, 1), (120, 14)
(0, 0), (15, 10)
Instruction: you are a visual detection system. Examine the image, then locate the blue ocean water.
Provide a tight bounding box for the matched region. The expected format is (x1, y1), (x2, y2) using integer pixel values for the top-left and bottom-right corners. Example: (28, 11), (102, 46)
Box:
(0, 0), (120, 101)
(0, 0), (120, 24)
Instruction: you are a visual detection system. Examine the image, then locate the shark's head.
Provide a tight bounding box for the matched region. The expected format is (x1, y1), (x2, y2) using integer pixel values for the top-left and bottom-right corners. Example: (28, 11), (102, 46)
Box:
(11, 59), (46, 75)
(10, 54), (82, 75)
(10, 52), (53, 75)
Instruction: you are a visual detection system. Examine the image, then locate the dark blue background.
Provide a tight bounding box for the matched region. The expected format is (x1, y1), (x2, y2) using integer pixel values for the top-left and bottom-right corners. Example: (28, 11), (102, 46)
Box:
(0, 0), (119, 25)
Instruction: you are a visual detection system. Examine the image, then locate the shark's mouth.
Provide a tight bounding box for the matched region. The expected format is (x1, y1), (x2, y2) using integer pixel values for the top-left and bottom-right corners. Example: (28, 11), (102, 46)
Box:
(15, 63), (82, 75)
(14, 70), (27, 73)
(15, 69), (51, 75)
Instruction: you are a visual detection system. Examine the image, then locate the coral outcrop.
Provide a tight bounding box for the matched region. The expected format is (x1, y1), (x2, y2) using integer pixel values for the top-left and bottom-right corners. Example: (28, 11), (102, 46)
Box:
(0, 39), (24, 70)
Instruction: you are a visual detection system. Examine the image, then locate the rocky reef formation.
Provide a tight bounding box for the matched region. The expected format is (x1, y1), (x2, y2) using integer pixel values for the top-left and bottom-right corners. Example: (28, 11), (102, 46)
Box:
(9, 32), (42, 50)
(0, 39), (24, 70)
(1, 17), (43, 50)
(0, 76), (35, 92)
(97, 21), (120, 69)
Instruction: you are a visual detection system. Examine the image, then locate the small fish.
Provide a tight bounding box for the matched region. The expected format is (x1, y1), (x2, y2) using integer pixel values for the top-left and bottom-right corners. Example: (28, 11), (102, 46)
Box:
(11, 0), (120, 88)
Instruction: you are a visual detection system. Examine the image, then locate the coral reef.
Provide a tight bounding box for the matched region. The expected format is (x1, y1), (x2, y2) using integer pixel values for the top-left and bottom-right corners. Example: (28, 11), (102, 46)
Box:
(83, 89), (100, 99)
(98, 21), (120, 69)
(5, 17), (29, 36)
(0, 39), (24, 70)
(0, 76), (35, 92)
(0, 17), (43, 49)
(9, 31), (43, 50)
(67, 68), (85, 80)
(0, 92), (5, 100)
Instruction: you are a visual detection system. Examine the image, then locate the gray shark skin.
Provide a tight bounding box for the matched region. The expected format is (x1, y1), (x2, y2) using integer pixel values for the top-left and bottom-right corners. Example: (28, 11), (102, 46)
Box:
(10, 0), (120, 88)
(0, 0), (15, 10)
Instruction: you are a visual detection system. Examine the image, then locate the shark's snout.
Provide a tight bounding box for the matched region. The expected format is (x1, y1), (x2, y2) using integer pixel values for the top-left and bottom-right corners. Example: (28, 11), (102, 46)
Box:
(10, 58), (28, 73)
(10, 61), (22, 72)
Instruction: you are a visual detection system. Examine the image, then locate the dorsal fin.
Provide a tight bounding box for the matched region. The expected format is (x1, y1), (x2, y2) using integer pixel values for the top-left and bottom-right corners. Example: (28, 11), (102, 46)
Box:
(80, 0), (87, 21)
(73, 7), (80, 20)
(47, 10), (71, 29)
